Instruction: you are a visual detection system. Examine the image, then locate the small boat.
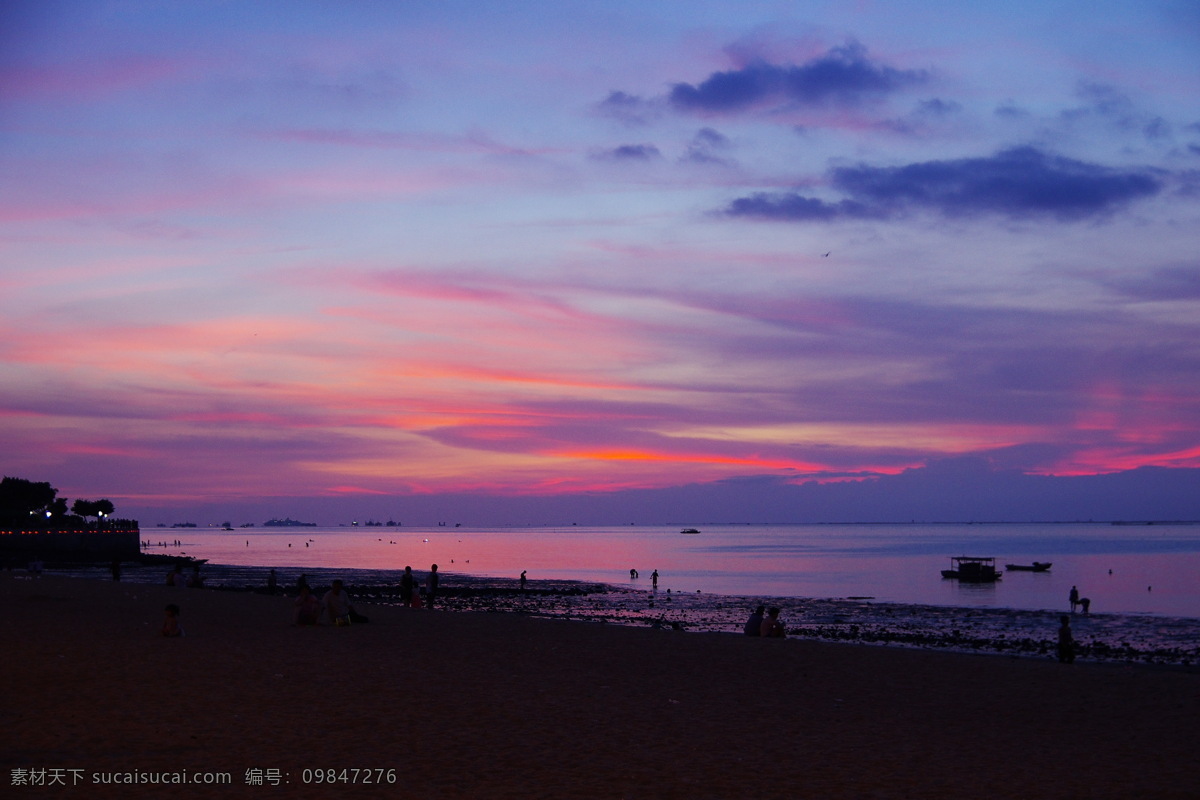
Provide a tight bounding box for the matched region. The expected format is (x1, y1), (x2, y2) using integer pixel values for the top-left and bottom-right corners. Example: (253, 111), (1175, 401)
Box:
(941, 556), (1002, 582)
(1005, 562), (1052, 572)
(680, 528), (700, 534)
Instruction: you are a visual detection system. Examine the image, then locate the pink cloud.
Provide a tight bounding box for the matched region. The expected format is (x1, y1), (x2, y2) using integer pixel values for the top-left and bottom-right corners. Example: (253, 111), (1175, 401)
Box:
(0, 55), (188, 102)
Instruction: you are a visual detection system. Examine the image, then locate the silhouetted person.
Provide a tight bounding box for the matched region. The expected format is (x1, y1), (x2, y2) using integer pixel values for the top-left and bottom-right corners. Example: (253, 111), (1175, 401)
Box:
(1079, 597), (1091, 614)
(761, 607), (785, 638)
(1069, 585), (1079, 613)
(110, 560), (121, 582)
(323, 579), (356, 626)
(651, 570), (659, 589)
(400, 566), (415, 606)
(1057, 615), (1075, 663)
(293, 585), (320, 625)
(426, 564), (439, 609)
(520, 570), (527, 592)
(630, 568), (638, 579)
(744, 605), (765, 636)
(162, 604), (183, 637)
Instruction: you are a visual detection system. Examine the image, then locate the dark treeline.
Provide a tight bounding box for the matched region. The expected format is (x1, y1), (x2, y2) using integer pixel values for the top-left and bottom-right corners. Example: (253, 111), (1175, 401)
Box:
(0, 476), (132, 530)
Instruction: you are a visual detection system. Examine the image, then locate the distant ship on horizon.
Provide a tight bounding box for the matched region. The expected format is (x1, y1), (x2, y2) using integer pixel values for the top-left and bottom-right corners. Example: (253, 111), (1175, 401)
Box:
(263, 517), (317, 527)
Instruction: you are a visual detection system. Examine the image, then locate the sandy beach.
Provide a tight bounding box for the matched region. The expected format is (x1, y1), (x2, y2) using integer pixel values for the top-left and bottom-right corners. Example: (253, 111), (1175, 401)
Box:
(3, 573), (1198, 799)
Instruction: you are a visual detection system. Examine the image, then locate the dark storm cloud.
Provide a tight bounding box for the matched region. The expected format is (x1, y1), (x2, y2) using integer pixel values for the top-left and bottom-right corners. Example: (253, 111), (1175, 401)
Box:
(668, 41), (927, 113)
(724, 146), (1162, 222)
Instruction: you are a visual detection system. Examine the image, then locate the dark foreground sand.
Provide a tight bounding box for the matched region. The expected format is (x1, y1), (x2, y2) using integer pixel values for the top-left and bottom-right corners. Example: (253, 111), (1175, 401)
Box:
(3, 574), (1198, 799)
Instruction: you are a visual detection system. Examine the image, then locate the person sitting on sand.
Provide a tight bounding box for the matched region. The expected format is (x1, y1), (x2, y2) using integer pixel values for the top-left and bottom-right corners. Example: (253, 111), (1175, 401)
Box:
(323, 579), (356, 626)
(167, 564), (185, 586)
(187, 564), (203, 588)
(293, 585), (321, 625)
(744, 605), (765, 636)
(761, 607), (785, 638)
(161, 604), (183, 637)
(1057, 615), (1075, 663)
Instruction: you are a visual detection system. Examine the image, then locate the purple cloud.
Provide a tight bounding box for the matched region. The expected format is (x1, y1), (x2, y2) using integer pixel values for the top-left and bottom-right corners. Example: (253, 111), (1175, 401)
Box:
(595, 90), (653, 124)
(681, 127), (734, 165)
(725, 147), (1161, 222)
(668, 42), (927, 113)
(596, 144), (663, 161)
(1102, 266), (1200, 300)
(725, 194), (878, 221)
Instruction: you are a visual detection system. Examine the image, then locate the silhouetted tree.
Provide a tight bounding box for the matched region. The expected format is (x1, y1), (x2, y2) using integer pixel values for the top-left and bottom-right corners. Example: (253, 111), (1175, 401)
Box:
(0, 476), (61, 526)
(71, 498), (115, 521)
(0, 477), (134, 531)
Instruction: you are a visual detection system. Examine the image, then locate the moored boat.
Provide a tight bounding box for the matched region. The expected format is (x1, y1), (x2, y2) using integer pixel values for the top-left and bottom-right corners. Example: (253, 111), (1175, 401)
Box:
(680, 528), (700, 534)
(1005, 562), (1052, 572)
(941, 556), (1002, 582)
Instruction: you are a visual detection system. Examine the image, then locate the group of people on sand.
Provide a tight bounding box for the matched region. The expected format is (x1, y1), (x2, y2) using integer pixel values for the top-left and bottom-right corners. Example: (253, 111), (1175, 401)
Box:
(293, 577), (370, 626)
(399, 564), (439, 609)
(290, 565), (440, 626)
(743, 605), (786, 638)
(165, 563), (203, 588)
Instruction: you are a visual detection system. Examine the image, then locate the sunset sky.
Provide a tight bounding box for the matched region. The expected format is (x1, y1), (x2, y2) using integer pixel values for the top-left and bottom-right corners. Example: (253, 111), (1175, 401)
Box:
(3, 1), (1199, 522)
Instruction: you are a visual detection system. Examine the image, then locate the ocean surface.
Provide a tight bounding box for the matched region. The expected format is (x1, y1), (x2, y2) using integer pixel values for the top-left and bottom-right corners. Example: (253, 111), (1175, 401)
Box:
(44, 522), (1194, 665)
(137, 522), (1200, 618)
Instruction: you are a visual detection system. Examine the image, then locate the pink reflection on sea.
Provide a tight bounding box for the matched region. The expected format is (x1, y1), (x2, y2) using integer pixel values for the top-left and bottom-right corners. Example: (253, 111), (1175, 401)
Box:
(142, 522), (1200, 619)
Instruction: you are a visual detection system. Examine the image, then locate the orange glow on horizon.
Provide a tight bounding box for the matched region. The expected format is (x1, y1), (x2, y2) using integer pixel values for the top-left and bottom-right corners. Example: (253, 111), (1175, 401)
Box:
(559, 448), (829, 472)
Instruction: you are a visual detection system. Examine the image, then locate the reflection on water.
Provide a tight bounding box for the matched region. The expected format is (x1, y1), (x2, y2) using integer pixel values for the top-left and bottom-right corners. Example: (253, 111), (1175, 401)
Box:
(139, 522), (1200, 619)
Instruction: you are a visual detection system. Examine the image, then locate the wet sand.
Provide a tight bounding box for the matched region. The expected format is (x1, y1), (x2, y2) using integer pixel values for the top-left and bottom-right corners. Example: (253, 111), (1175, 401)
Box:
(3, 573), (1198, 799)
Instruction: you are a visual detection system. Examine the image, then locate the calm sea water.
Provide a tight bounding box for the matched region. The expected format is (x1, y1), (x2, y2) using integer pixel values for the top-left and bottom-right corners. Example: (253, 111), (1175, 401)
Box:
(142, 522), (1200, 619)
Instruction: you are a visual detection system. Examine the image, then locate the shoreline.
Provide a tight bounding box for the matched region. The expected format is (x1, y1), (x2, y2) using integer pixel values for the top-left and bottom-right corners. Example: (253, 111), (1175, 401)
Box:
(4, 572), (1199, 798)
(35, 561), (1200, 667)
